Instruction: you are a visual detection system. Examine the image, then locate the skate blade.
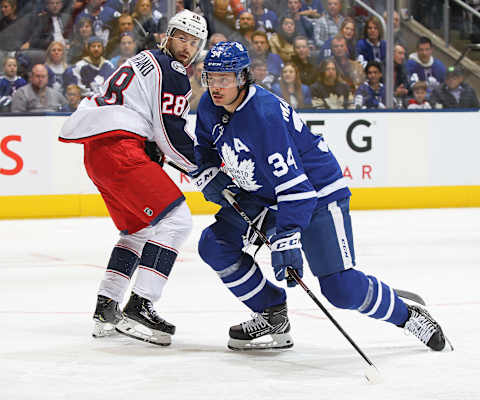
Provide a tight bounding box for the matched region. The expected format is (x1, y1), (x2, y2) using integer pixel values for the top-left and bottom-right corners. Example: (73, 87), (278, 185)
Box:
(92, 321), (119, 338)
(444, 335), (454, 352)
(228, 333), (294, 351)
(115, 317), (172, 346)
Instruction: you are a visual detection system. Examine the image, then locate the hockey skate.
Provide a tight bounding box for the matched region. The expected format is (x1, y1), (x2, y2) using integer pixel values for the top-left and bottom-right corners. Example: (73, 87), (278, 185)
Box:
(115, 292), (175, 346)
(92, 295), (123, 338)
(401, 305), (451, 351)
(228, 303), (293, 351)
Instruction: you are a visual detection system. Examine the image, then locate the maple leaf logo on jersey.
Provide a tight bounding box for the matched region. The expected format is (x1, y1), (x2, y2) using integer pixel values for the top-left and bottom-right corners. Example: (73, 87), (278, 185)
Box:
(221, 143), (262, 192)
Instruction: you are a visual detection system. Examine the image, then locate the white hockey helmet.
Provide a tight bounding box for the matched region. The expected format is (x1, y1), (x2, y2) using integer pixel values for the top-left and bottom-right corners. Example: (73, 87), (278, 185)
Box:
(164, 10), (208, 66)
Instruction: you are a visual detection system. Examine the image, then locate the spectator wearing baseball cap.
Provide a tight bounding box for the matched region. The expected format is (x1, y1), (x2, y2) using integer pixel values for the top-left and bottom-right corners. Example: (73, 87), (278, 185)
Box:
(430, 65), (480, 109)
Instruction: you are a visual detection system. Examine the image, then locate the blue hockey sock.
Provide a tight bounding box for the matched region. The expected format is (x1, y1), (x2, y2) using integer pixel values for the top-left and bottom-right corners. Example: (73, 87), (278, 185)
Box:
(198, 221), (286, 312)
(139, 242), (177, 278)
(319, 269), (408, 326)
(107, 246), (140, 278)
(216, 253), (286, 312)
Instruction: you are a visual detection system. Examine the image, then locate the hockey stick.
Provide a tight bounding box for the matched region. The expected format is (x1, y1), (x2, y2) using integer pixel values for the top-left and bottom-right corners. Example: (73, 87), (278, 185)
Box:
(221, 189), (379, 373)
(165, 160), (426, 307)
(393, 289), (426, 306)
(165, 160), (190, 174)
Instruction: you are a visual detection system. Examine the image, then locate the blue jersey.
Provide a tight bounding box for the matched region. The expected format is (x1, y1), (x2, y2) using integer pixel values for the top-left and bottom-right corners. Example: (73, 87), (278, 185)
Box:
(356, 39), (386, 65)
(194, 85), (350, 235)
(0, 76), (27, 96)
(406, 54), (446, 90)
(354, 82), (386, 109)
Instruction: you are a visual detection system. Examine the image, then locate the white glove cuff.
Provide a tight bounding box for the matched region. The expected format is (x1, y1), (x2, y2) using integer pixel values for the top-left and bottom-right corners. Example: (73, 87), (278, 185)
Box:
(192, 167), (219, 191)
(271, 232), (302, 251)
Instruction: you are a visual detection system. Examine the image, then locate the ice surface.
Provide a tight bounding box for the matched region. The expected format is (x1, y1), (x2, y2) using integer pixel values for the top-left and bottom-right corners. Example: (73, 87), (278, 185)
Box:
(1, 208), (479, 400)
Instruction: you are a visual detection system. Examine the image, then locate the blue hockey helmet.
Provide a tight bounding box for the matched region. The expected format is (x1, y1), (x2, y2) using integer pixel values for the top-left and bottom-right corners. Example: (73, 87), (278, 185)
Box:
(202, 41), (251, 88)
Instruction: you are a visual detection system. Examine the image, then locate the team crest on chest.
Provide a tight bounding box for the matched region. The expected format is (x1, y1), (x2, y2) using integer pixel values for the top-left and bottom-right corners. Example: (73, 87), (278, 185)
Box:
(171, 61), (186, 75)
(221, 142), (262, 192)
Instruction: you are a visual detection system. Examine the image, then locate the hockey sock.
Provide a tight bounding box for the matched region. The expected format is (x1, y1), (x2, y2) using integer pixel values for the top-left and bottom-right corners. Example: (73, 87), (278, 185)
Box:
(319, 269), (408, 326)
(216, 253), (286, 313)
(132, 241), (178, 302)
(99, 245), (140, 303)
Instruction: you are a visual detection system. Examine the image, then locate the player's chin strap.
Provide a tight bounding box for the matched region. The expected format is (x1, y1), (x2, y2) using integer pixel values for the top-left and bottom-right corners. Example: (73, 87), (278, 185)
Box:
(227, 84), (248, 107)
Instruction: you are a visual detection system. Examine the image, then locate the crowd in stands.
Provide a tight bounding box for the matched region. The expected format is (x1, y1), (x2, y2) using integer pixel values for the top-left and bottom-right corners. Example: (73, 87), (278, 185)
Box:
(0, 0), (479, 113)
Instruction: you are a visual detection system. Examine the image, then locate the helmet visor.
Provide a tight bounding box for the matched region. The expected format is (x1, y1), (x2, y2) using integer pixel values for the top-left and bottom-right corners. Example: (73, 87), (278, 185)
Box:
(201, 71), (239, 88)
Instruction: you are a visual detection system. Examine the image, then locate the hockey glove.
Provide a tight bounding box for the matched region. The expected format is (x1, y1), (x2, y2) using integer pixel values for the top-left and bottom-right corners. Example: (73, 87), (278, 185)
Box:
(192, 166), (239, 207)
(144, 141), (165, 167)
(270, 229), (303, 288)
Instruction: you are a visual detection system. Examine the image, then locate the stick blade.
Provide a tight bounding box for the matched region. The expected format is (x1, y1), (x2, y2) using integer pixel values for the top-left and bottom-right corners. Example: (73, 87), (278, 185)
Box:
(395, 288), (426, 306)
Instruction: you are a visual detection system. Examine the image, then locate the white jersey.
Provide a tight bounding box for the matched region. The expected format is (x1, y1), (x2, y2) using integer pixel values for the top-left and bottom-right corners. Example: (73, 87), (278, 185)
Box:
(60, 49), (197, 172)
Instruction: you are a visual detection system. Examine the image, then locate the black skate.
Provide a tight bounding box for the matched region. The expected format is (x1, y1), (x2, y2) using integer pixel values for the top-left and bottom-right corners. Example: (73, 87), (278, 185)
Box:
(115, 292), (175, 346)
(92, 295), (122, 338)
(401, 305), (450, 351)
(228, 303), (293, 350)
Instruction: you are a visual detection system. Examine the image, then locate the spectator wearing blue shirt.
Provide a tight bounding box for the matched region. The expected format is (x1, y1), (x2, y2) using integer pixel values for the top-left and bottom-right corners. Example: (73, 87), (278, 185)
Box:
(248, 0), (278, 34)
(250, 30), (283, 78)
(106, 0), (137, 14)
(63, 36), (115, 96)
(354, 60), (386, 109)
(319, 16), (357, 61)
(109, 31), (137, 68)
(0, 56), (27, 111)
(272, 61), (312, 108)
(61, 83), (82, 112)
(299, 0), (323, 18)
(356, 16), (386, 67)
(76, 0), (120, 46)
(45, 41), (68, 93)
(406, 36), (446, 94)
(282, 0), (314, 41)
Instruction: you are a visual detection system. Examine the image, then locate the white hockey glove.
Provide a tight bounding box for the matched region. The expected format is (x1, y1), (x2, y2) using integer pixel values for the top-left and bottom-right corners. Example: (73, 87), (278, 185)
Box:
(270, 229), (303, 288)
(193, 167), (239, 207)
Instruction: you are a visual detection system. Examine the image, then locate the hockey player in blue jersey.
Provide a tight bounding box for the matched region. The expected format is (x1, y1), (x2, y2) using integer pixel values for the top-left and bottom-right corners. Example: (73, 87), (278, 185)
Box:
(193, 41), (448, 352)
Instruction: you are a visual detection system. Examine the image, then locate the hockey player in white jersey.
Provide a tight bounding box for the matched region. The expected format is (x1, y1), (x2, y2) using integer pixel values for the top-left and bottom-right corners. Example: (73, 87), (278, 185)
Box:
(193, 41), (448, 352)
(59, 10), (207, 345)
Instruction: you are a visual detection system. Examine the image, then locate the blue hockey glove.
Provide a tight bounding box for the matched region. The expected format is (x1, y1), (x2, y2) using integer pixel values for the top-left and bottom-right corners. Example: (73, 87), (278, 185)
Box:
(192, 166), (239, 207)
(270, 229), (303, 288)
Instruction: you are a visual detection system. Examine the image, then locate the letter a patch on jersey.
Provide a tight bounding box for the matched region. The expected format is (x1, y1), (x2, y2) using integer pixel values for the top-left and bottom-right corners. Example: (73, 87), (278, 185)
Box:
(234, 138), (250, 153)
